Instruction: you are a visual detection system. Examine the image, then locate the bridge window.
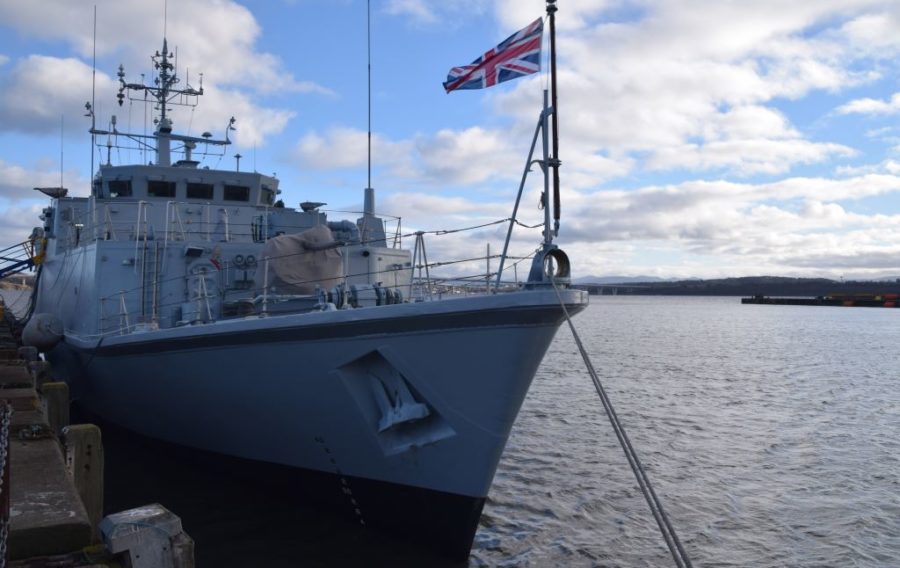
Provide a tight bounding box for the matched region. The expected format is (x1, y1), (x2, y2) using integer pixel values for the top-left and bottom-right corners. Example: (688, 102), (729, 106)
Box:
(148, 180), (177, 198)
(108, 180), (132, 198)
(224, 185), (250, 202)
(187, 182), (214, 200)
(260, 187), (275, 206)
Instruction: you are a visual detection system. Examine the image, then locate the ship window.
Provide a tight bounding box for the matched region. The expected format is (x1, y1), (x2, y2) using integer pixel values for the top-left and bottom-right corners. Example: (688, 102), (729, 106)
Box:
(148, 180), (177, 198)
(260, 187), (275, 206)
(108, 180), (132, 198)
(224, 185), (250, 202)
(187, 182), (214, 200)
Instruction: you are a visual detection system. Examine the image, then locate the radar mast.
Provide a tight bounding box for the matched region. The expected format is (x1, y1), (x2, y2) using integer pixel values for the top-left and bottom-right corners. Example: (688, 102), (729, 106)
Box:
(87, 38), (235, 168)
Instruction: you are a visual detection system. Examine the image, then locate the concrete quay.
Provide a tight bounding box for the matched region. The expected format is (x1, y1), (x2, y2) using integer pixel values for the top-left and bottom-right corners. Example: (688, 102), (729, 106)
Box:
(1, 349), (94, 561)
(0, 302), (194, 568)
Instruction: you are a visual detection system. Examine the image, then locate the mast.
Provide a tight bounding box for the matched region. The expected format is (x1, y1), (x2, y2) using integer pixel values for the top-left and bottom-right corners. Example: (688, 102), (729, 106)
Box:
(367, 0), (372, 195)
(363, 0), (376, 222)
(359, 0), (386, 247)
(91, 39), (233, 168)
(90, 5), (97, 194)
(547, 0), (561, 235)
(155, 38), (175, 165)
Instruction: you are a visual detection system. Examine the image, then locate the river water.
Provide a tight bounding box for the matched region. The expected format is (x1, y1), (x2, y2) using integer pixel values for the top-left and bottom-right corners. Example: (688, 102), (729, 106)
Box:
(7, 292), (900, 566)
(473, 296), (900, 567)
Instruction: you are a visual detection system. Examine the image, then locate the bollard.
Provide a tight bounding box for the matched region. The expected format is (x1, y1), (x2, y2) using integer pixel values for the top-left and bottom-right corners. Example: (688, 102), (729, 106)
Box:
(42, 381), (69, 434)
(17, 346), (38, 362)
(99, 504), (194, 568)
(28, 360), (53, 392)
(62, 424), (104, 541)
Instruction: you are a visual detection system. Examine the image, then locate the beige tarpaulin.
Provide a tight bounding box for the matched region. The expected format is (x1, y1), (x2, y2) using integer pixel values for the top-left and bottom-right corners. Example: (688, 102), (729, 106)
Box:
(260, 225), (344, 294)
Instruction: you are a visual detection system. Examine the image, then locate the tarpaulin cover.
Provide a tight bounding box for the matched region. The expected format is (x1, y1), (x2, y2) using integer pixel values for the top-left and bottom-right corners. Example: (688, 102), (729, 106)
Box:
(260, 225), (343, 294)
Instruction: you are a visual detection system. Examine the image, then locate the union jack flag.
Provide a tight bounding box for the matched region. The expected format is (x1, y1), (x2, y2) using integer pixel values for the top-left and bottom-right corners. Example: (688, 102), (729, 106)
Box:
(443, 18), (543, 93)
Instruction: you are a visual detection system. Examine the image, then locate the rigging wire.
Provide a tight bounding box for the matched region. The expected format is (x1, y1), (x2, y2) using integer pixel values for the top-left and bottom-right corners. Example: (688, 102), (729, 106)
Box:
(550, 279), (694, 568)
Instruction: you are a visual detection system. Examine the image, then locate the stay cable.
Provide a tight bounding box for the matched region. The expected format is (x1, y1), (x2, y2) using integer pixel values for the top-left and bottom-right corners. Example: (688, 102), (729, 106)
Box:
(551, 281), (693, 568)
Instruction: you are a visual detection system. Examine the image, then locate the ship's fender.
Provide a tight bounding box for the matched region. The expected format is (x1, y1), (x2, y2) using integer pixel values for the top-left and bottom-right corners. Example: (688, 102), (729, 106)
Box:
(22, 313), (64, 351)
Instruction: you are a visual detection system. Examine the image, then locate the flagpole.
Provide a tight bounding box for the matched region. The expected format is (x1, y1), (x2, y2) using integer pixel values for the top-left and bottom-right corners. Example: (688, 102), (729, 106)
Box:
(547, 0), (560, 235)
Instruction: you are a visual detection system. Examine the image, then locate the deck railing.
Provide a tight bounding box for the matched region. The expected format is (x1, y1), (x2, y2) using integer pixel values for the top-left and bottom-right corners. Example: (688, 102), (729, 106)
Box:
(0, 239), (38, 280)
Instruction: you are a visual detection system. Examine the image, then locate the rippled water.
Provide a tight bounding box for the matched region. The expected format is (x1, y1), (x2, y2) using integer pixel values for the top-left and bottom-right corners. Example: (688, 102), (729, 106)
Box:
(13, 291), (900, 566)
(473, 296), (900, 567)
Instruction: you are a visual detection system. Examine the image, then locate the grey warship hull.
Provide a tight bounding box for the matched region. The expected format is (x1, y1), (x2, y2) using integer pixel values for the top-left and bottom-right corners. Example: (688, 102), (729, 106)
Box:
(50, 289), (587, 558)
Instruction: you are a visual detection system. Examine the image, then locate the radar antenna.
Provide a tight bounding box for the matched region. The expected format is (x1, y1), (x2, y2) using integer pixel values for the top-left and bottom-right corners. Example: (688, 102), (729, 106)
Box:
(89, 38), (233, 168)
(116, 38), (202, 124)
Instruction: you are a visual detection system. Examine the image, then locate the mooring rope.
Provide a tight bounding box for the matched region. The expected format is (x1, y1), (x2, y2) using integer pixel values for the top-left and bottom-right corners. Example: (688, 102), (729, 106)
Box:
(551, 280), (693, 568)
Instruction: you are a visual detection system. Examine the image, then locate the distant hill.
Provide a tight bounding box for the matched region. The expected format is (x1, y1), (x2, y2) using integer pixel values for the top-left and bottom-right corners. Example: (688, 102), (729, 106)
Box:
(573, 275), (669, 284)
(573, 276), (900, 296)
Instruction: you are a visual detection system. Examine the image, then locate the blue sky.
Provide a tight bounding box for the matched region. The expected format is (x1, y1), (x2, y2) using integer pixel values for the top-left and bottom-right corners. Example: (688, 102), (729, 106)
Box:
(2, 0), (900, 280)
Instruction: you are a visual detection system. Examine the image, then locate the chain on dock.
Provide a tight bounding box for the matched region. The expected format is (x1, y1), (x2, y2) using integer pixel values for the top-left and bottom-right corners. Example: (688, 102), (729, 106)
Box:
(551, 279), (693, 568)
(0, 403), (11, 564)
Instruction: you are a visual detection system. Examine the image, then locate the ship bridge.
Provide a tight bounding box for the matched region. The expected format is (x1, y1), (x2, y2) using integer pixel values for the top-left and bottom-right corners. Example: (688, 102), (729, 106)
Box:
(94, 164), (279, 207)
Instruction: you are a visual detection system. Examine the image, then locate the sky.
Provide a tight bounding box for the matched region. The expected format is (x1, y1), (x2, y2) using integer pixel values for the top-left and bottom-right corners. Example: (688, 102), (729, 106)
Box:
(2, 0), (900, 281)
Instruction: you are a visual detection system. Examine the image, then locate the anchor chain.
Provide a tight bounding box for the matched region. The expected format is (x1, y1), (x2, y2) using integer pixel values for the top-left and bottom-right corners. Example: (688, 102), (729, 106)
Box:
(0, 403), (13, 562)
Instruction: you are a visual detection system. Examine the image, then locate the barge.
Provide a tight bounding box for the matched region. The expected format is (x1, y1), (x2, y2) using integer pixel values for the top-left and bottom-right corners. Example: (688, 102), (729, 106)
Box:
(742, 293), (899, 308)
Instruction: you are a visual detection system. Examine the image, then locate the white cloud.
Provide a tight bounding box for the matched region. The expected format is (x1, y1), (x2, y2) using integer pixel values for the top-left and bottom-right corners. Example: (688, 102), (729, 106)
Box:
(0, 55), (8, 67)
(337, 168), (900, 280)
(839, 10), (900, 55)
(0, 159), (89, 200)
(0, 203), (45, 249)
(835, 158), (900, 176)
(0, 55), (116, 135)
(294, 125), (525, 187)
(552, 172), (900, 278)
(319, 142), (900, 281)
(0, 0), (329, 95)
(0, 0), (331, 147)
(381, 191), (510, 224)
(384, 0), (489, 26)
(641, 104), (857, 176)
(836, 92), (900, 115)
(495, 0), (609, 32)
(0, 53), (294, 149)
(385, 0), (438, 24)
(758, 174), (900, 202)
(415, 127), (522, 185)
(487, 1), (898, 181)
(647, 138), (856, 176)
(294, 127), (414, 177)
(186, 88), (296, 149)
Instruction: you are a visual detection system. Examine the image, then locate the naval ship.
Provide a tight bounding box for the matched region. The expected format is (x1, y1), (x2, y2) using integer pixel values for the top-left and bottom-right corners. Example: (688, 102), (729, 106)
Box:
(18, 3), (586, 559)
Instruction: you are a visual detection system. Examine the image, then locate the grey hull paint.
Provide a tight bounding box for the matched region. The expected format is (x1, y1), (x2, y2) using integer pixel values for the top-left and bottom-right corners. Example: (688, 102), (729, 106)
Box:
(56, 290), (587, 500)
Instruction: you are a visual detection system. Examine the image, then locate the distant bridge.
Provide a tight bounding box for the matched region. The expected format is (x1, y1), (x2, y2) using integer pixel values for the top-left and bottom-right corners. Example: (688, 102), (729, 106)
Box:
(572, 284), (653, 295)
